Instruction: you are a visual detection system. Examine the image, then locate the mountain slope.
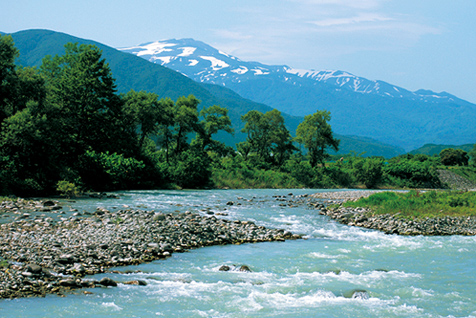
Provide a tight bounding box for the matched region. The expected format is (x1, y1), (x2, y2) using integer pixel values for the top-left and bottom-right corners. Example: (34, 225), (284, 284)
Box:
(409, 143), (474, 156)
(119, 38), (476, 151)
(7, 29), (404, 157)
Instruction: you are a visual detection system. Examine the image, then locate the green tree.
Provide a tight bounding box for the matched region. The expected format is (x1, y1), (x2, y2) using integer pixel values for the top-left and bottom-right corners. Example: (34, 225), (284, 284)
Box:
(264, 109), (296, 166)
(439, 148), (469, 166)
(172, 95), (200, 157)
(353, 158), (383, 189)
(469, 144), (476, 167)
(0, 34), (19, 124)
(168, 148), (212, 188)
(241, 109), (295, 166)
(40, 43), (133, 158)
(123, 90), (174, 149)
(295, 110), (340, 168)
(193, 105), (234, 154)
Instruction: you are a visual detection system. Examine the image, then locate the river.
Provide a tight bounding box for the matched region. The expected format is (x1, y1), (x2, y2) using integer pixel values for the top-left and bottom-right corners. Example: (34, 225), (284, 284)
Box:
(1, 189), (475, 317)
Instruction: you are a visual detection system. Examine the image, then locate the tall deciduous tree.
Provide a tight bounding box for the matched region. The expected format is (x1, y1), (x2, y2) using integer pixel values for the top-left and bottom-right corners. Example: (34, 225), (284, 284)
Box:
(123, 90), (174, 149)
(241, 109), (295, 166)
(193, 105), (234, 154)
(296, 110), (339, 168)
(0, 34), (18, 124)
(172, 95), (200, 156)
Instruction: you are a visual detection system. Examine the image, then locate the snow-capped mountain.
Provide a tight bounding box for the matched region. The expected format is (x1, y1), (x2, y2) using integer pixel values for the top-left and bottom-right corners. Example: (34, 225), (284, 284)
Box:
(119, 38), (476, 150)
(119, 38), (463, 106)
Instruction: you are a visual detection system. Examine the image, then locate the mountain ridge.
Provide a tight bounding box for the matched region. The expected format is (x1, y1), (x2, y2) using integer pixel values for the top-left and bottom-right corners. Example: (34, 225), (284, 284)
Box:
(119, 38), (476, 151)
(119, 38), (470, 106)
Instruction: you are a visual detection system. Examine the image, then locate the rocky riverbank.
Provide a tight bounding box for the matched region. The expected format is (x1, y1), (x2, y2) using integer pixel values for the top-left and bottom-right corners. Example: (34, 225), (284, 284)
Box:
(0, 199), (300, 299)
(310, 190), (476, 236)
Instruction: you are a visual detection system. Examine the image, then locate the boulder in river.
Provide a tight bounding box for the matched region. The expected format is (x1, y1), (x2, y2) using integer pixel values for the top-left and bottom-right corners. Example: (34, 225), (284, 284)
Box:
(343, 289), (370, 300)
(99, 277), (117, 287)
(219, 265), (231, 272)
(238, 265), (252, 272)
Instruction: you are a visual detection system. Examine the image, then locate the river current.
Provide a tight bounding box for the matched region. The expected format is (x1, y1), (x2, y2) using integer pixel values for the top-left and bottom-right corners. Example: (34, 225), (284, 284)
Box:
(1, 189), (475, 317)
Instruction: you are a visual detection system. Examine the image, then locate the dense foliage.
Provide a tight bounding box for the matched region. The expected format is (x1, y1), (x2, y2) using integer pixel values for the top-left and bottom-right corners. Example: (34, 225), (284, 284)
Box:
(1, 35), (475, 196)
(0, 37), (231, 195)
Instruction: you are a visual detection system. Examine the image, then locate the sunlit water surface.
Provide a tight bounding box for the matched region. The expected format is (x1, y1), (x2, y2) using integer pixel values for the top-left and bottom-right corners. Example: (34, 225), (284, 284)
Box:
(1, 189), (475, 317)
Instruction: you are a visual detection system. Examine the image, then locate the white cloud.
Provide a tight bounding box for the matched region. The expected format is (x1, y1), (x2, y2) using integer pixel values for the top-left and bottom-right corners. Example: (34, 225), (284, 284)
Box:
(287, 0), (384, 9)
(311, 13), (393, 27)
(213, 30), (253, 41)
(208, 0), (442, 69)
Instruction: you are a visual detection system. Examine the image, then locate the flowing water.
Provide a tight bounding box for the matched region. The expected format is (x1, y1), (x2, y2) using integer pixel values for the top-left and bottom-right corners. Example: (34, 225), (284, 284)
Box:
(1, 189), (476, 317)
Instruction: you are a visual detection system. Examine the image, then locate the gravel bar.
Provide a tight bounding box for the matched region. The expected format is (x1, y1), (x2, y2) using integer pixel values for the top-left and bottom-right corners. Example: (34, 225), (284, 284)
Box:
(309, 190), (476, 236)
(0, 199), (300, 299)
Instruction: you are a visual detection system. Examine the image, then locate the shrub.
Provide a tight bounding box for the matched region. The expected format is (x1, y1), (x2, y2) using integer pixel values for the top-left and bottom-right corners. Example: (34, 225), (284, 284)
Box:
(56, 180), (81, 197)
(79, 151), (151, 191)
(440, 148), (469, 166)
(353, 158), (383, 189)
(168, 149), (212, 188)
(383, 157), (441, 188)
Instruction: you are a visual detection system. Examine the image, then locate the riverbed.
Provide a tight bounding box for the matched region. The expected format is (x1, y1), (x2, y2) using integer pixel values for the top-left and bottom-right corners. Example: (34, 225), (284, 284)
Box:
(1, 189), (475, 317)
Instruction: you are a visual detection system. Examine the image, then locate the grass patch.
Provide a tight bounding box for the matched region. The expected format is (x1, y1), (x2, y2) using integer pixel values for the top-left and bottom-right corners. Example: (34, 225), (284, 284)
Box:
(343, 190), (476, 219)
(448, 166), (476, 184)
(0, 259), (9, 268)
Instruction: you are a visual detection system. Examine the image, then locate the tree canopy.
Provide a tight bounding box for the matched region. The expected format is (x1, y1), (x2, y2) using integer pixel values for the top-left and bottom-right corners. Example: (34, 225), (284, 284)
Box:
(240, 109), (295, 167)
(295, 110), (340, 167)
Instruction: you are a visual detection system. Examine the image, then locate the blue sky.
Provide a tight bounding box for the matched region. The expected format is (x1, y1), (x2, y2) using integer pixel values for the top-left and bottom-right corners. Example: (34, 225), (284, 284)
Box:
(2, 0), (476, 103)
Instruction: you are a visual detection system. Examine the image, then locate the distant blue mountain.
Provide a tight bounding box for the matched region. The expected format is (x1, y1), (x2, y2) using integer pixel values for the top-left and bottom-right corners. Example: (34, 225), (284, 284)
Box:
(120, 38), (476, 151)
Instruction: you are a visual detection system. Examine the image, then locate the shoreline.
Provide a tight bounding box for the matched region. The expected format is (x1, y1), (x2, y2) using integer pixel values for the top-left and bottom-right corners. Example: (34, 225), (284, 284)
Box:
(310, 190), (476, 236)
(0, 199), (300, 299)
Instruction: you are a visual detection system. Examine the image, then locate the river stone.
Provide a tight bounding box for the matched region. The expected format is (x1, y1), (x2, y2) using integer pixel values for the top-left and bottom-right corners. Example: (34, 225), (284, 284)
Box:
(43, 200), (56, 207)
(57, 254), (75, 264)
(344, 289), (370, 300)
(238, 265), (252, 272)
(99, 277), (117, 287)
(219, 265), (231, 272)
(59, 279), (80, 288)
(160, 243), (173, 252)
(26, 264), (42, 274)
(0, 196), (301, 300)
(154, 213), (166, 221)
(72, 263), (86, 275)
(123, 280), (147, 286)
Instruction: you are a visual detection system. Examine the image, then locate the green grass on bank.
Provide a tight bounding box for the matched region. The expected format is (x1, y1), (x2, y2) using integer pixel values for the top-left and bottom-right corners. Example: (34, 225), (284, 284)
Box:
(343, 190), (476, 219)
(447, 166), (476, 185)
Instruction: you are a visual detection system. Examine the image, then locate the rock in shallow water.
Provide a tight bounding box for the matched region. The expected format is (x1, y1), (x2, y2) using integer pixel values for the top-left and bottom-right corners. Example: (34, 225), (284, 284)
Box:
(99, 277), (117, 287)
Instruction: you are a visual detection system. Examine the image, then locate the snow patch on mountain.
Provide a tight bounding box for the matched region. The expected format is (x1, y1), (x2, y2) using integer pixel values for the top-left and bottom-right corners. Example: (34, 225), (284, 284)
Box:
(155, 56), (173, 64)
(188, 59), (199, 66)
(178, 47), (196, 57)
(231, 66), (248, 74)
(200, 56), (229, 70)
(121, 41), (177, 57)
(252, 68), (270, 75)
